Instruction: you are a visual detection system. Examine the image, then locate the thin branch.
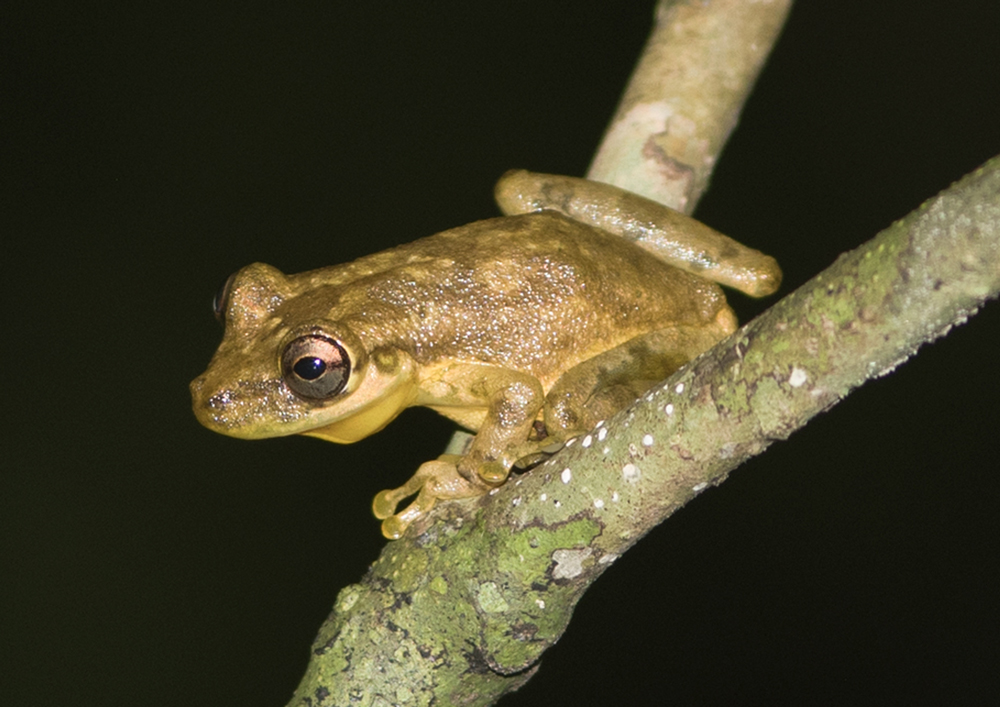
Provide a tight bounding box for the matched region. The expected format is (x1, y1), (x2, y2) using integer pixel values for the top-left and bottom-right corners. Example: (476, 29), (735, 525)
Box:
(588, 0), (793, 213)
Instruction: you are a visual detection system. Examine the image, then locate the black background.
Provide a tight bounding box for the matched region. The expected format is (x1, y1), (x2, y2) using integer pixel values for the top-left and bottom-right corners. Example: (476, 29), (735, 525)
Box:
(4, 2), (1000, 704)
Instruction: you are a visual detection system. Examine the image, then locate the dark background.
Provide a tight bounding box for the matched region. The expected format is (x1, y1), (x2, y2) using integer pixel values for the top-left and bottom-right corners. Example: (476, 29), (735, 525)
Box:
(4, 2), (999, 704)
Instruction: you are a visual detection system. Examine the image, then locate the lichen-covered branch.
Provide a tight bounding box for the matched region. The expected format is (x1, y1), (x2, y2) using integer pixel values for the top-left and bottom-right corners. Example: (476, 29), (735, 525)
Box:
(588, 0), (793, 213)
(286, 156), (999, 706)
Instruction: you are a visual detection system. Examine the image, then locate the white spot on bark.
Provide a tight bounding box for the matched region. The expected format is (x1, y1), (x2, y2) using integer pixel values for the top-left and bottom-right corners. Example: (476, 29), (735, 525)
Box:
(642, 434), (654, 447)
(598, 553), (619, 565)
(789, 367), (808, 387)
(582, 435), (593, 448)
(540, 493), (547, 502)
(512, 497), (521, 506)
(561, 468), (572, 484)
(535, 599), (546, 609)
(597, 427), (608, 441)
(552, 547), (593, 580)
(692, 482), (708, 492)
(593, 498), (604, 509)
(675, 383), (685, 394)
(665, 403), (674, 415)
(612, 491), (620, 502)
(622, 463), (640, 482)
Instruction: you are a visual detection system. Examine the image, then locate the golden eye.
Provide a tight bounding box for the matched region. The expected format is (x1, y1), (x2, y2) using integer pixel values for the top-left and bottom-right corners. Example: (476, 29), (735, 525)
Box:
(281, 334), (350, 400)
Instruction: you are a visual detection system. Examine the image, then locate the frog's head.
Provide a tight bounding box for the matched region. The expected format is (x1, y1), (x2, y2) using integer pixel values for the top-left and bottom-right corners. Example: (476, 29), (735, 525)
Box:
(190, 262), (418, 444)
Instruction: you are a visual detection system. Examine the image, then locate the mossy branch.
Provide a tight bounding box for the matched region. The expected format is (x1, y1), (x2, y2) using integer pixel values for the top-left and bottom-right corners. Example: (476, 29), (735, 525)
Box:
(284, 2), (999, 705)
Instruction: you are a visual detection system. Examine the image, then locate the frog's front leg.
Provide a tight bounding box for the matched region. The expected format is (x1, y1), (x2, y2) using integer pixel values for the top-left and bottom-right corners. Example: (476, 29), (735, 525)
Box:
(372, 368), (545, 538)
(458, 373), (546, 483)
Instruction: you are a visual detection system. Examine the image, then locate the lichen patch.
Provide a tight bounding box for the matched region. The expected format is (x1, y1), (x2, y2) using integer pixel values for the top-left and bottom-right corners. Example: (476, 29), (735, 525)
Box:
(476, 582), (509, 613)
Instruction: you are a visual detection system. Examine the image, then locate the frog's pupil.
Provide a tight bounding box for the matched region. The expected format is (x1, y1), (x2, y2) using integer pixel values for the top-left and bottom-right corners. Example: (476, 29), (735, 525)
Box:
(294, 356), (326, 380)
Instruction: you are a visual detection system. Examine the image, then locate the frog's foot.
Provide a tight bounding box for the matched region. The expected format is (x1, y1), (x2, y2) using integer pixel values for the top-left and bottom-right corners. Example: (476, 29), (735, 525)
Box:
(510, 436), (574, 470)
(372, 455), (492, 539)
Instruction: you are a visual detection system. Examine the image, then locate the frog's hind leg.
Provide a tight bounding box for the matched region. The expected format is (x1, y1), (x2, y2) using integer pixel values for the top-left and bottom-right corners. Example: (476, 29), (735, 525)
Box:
(494, 170), (781, 297)
(542, 323), (733, 437)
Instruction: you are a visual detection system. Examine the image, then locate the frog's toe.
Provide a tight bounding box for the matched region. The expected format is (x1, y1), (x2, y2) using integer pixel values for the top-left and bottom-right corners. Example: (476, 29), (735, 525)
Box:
(372, 457), (456, 520)
(372, 488), (403, 520)
(379, 501), (429, 540)
(476, 460), (510, 485)
(375, 474), (450, 539)
(373, 456), (481, 538)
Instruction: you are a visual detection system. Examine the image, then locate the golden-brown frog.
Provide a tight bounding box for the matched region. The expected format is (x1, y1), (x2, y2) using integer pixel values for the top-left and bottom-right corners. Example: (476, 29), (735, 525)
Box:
(191, 171), (780, 538)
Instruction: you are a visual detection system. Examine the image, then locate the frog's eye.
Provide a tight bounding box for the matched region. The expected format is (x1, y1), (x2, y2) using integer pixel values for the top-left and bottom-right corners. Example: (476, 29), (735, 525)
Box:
(281, 335), (350, 400)
(212, 273), (237, 325)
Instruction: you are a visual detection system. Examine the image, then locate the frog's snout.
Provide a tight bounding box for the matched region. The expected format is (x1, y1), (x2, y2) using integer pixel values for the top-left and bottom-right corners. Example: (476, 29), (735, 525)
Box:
(189, 373), (235, 432)
(189, 375), (212, 415)
(189, 374), (215, 429)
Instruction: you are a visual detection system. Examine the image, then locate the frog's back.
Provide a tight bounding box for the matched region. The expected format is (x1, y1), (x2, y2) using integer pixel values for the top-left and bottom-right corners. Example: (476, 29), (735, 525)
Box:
(313, 212), (733, 381)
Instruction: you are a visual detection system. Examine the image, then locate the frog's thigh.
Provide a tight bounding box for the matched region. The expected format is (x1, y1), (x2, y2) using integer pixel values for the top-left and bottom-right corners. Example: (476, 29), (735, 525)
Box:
(544, 324), (730, 434)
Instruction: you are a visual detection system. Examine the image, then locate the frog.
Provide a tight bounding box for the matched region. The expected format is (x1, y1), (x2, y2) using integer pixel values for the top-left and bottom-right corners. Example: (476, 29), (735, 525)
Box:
(190, 170), (781, 539)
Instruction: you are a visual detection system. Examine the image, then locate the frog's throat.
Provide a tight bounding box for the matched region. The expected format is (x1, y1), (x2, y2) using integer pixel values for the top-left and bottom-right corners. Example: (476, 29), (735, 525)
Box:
(300, 377), (418, 444)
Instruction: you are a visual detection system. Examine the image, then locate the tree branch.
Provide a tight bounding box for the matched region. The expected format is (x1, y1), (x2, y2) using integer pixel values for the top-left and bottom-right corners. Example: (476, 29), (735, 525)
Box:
(283, 2), (999, 705)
